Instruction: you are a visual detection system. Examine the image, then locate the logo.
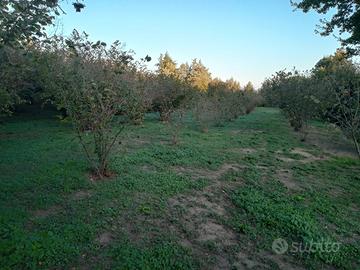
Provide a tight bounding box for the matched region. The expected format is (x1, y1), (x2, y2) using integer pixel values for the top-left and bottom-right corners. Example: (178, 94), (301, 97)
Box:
(271, 238), (341, 255)
(272, 238), (288, 254)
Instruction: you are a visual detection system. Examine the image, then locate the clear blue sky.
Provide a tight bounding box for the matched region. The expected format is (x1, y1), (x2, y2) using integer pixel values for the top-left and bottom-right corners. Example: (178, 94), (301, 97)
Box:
(55, 0), (340, 88)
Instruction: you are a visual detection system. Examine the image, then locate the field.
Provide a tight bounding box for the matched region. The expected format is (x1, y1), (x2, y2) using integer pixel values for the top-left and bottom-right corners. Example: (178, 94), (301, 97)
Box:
(0, 107), (359, 269)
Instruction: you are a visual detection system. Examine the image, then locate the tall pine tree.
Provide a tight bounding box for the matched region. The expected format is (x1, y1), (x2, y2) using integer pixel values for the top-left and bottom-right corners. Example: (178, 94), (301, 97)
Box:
(157, 52), (177, 77)
(188, 59), (211, 91)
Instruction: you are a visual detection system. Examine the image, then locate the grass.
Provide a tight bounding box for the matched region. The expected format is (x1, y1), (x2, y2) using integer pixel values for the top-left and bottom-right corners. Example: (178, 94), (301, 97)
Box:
(0, 107), (359, 269)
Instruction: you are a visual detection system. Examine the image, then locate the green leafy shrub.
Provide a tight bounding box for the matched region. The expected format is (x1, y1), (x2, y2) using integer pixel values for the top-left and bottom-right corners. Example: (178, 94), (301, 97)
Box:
(37, 31), (137, 178)
(317, 62), (360, 157)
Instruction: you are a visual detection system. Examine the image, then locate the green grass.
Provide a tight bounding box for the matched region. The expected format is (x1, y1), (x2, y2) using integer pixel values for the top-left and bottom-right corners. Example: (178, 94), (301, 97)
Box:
(0, 107), (359, 269)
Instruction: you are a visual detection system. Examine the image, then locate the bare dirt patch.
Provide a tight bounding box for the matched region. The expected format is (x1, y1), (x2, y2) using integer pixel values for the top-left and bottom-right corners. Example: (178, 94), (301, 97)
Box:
(230, 148), (257, 155)
(117, 136), (151, 153)
(33, 205), (61, 218)
(277, 156), (297, 163)
(169, 162), (310, 269)
(172, 163), (242, 181)
(258, 251), (306, 270)
(276, 169), (303, 191)
(112, 192), (175, 245)
(168, 163), (245, 269)
(88, 171), (117, 182)
(139, 164), (156, 173)
(71, 190), (91, 200)
(291, 148), (327, 163)
(169, 194), (226, 217)
(291, 148), (314, 158)
(277, 148), (327, 164)
(235, 250), (307, 270)
(256, 165), (270, 170)
(197, 221), (237, 244)
(96, 232), (113, 247)
(305, 126), (358, 158)
(233, 251), (269, 269)
(172, 166), (211, 180)
(170, 192), (238, 248)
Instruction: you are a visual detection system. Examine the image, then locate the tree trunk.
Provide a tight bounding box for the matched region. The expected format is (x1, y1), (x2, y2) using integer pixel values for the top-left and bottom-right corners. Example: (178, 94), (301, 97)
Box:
(160, 110), (171, 122)
(352, 132), (360, 159)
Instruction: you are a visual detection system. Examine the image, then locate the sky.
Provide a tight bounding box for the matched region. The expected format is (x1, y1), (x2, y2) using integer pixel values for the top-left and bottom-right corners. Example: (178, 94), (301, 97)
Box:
(55, 0), (340, 88)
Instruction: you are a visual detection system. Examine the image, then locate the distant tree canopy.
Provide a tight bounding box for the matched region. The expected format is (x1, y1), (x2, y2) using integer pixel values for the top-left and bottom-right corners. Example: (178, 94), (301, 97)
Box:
(209, 77), (242, 94)
(177, 63), (190, 82)
(292, 0), (360, 54)
(244, 81), (255, 92)
(156, 52), (247, 95)
(187, 59), (212, 91)
(157, 52), (177, 77)
(225, 78), (241, 91)
(157, 53), (213, 92)
(312, 49), (351, 77)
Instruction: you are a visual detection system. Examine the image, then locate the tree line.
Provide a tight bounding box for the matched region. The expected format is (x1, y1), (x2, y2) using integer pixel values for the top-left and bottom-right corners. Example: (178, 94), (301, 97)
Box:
(0, 1), (260, 178)
(260, 49), (360, 157)
(3, 0), (358, 175)
(260, 0), (360, 157)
